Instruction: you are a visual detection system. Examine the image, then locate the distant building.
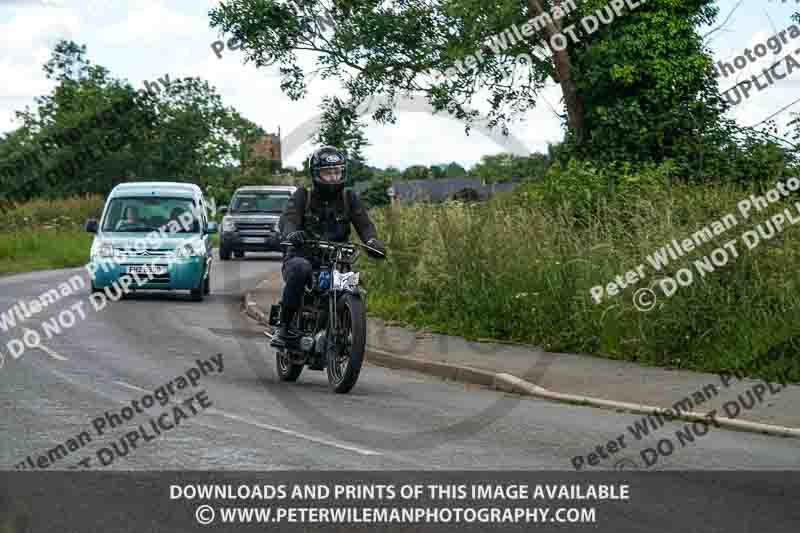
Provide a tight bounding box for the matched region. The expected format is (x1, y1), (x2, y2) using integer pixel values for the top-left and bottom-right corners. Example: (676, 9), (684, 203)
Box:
(249, 129), (282, 166)
(386, 177), (522, 205)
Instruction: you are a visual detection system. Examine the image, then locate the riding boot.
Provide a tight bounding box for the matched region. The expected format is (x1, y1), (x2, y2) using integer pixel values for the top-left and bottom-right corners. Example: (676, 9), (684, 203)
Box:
(270, 305), (302, 350)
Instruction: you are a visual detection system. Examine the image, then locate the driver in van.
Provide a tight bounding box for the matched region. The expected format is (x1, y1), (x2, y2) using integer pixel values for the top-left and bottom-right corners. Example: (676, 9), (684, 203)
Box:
(116, 206), (141, 230)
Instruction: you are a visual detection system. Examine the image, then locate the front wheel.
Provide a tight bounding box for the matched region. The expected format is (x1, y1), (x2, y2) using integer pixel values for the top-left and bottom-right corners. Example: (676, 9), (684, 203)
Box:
(327, 293), (366, 394)
(276, 350), (304, 381)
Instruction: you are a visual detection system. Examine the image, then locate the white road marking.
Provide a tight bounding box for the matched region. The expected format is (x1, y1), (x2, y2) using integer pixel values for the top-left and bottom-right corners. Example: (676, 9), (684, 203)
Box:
(210, 410), (382, 456)
(112, 380), (382, 457)
(113, 381), (150, 393)
(35, 343), (68, 361)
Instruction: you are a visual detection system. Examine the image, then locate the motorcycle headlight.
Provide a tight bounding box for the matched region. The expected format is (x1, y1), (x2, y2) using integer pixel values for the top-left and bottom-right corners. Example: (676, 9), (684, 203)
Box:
(222, 217), (236, 232)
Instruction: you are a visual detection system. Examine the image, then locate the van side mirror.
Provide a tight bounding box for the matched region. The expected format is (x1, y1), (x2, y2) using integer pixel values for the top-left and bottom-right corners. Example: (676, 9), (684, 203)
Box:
(85, 219), (98, 233)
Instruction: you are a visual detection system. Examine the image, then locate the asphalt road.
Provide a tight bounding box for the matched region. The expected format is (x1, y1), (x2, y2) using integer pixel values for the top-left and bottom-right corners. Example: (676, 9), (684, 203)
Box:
(1, 253), (799, 472)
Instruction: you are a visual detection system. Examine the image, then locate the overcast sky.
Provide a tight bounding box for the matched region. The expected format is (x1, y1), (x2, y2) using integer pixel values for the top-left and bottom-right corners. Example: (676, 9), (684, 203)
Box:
(1, 0), (799, 170)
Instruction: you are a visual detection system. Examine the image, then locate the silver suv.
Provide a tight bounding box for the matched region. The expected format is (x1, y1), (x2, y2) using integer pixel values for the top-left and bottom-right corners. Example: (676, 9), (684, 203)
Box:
(219, 185), (296, 259)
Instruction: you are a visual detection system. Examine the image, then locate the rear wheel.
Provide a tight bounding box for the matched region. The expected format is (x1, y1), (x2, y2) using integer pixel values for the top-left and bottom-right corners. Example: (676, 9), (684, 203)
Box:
(203, 275), (210, 295)
(327, 294), (366, 394)
(276, 350), (304, 381)
(234, 250), (245, 259)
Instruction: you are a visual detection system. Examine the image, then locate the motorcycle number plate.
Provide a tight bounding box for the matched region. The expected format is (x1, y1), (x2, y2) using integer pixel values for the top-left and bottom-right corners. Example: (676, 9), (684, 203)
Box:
(333, 271), (359, 290)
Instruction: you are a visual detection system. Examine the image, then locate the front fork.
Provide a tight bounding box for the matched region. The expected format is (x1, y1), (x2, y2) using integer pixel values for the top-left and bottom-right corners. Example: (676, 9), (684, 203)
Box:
(326, 287), (338, 357)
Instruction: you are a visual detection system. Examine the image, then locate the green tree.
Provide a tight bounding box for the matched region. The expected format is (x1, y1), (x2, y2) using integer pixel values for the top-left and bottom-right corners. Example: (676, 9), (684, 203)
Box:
(430, 165), (446, 178)
(470, 154), (513, 182)
(789, 8), (800, 152)
(469, 152), (551, 182)
(511, 152), (550, 180)
(444, 162), (467, 177)
(135, 75), (264, 179)
(0, 41), (155, 201)
(383, 166), (401, 178)
(359, 176), (392, 208)
(209, 0), (720, 164)
(571, 0), (724, 170)
(315, 95), (372, 183)
(0, 40), (264, 202)
(401, 165), (430, 180)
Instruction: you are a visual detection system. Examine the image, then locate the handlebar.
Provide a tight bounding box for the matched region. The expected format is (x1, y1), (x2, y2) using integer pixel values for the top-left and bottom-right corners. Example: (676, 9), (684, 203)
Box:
(280, 238), (386, 259)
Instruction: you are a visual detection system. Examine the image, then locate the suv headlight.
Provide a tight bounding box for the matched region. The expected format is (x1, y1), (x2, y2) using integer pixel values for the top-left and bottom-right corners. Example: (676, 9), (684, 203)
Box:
(222, 217), (236, 232)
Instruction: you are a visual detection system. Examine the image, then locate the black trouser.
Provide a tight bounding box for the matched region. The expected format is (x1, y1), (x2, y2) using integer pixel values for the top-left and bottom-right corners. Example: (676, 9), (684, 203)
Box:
(281, 256), (313, 313)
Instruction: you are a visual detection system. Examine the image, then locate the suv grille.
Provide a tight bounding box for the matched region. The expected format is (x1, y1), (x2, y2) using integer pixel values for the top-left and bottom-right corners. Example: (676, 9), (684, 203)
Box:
(236, 222), (278, 235)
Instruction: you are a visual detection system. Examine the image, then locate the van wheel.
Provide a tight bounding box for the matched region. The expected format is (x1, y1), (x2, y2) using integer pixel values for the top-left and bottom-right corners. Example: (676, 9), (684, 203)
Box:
(203, 276), (210, 295)
(191, 287), (204, 302)
(235, 251), (245, 259)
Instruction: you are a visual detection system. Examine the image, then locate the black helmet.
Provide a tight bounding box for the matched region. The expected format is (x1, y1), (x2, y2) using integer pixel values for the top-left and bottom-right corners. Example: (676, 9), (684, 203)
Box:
(309, 145), (348, 197)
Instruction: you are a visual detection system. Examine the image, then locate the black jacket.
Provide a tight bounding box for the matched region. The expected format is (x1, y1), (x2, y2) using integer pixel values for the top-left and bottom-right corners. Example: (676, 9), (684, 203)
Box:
(282, 187), (377, 258)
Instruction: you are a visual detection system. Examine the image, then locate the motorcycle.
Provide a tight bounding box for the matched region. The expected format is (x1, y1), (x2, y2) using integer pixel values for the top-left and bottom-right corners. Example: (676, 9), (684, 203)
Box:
(266, 239), (385, 393)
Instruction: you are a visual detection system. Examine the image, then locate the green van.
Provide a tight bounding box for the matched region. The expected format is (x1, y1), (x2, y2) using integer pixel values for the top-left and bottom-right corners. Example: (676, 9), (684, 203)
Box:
(85, 182), (217, 301)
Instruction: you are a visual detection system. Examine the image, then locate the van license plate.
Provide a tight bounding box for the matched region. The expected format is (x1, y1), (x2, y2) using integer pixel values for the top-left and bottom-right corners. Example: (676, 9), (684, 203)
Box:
(128, 265), (166, 275)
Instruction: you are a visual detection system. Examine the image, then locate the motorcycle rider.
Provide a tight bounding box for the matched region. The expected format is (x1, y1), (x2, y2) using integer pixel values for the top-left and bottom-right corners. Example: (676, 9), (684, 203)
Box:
(270, 145), (386, 350)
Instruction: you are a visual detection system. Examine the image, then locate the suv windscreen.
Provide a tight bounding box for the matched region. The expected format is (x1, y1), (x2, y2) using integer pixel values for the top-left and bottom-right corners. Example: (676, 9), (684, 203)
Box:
(230, 193), (291, 213)
(101, 196), (200, 233)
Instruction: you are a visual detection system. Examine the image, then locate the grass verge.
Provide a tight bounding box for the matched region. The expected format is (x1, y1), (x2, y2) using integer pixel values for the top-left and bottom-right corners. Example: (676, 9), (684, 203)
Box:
(0, 230), (92, 276)
(361, 162), (800, 383)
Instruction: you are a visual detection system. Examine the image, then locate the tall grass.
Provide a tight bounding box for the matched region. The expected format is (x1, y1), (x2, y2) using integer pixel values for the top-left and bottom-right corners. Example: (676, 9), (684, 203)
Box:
(0, 230), (92, 275)
(362, 163), (800, 382)
(0, 195), (101, 276)
(0, 194), (104, 231)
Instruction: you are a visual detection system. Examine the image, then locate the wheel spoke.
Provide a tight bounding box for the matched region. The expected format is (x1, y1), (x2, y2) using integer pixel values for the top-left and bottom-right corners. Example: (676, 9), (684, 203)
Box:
(330, 305), (353, 384)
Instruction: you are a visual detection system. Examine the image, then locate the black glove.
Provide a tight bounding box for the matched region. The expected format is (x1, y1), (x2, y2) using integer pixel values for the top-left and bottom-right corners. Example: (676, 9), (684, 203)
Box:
(286, 230), (305, 246)
(366, 238), (386, 258)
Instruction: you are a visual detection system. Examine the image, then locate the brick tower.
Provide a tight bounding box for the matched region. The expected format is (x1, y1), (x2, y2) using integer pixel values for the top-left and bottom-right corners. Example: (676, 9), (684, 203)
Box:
(250, 127), (282, 166)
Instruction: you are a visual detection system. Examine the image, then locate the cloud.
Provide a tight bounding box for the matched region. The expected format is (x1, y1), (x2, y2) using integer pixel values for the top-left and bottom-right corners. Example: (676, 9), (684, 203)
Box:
(1, 0), (796, 168)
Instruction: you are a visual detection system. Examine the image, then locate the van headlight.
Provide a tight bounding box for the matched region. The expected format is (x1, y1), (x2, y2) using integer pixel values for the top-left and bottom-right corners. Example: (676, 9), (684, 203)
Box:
(95, 242), (114, 257)
(174, 243), (204, 258)
(222, 217), (236, 232)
